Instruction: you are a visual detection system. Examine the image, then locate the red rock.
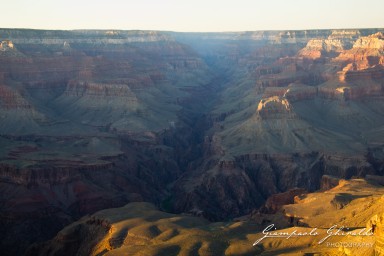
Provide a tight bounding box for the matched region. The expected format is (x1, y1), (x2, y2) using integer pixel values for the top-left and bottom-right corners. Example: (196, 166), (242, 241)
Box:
(264, 188), (307, 213)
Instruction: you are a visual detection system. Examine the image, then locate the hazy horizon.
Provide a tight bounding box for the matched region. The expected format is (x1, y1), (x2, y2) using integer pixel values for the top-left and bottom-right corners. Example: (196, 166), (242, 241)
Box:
(1, 27), (384, 33)
(2, 0), (384, 32)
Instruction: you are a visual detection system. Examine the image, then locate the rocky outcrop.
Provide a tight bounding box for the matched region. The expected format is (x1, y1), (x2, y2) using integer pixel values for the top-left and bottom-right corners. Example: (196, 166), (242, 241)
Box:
(367, 212), (384, 256)
(336, 32), (384, 69)
(256, 96), (294, 119)
(263, 188), (307, 213)
(0, 40), (23, 57)
(320, 175), (341, 190)
(0, 40), (14, 50)
(297, 30), (361, 60)
(298, 39), (345, 59)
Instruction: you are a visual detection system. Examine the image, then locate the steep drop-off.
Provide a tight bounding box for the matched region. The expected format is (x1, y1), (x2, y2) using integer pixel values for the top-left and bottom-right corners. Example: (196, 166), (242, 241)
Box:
(1, 28), (384, 255)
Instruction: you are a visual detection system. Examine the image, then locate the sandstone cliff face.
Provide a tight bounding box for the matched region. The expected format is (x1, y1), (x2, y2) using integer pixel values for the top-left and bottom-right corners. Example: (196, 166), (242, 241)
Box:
(336, 32), (384, 70)
(297, 30), (361, 60)
(367, 213), (384, 256)
(298, 39), (346, 59)
(256, 96), (294, 119)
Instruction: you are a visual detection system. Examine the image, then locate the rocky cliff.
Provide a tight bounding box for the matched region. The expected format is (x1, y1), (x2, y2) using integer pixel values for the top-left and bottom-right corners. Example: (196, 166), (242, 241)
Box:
(1, 28), (384, 255)
(367, 213), (384, 256)
(27, 177), (384, 256)
(0, 29), (213, 255)
(167, 28), (384, 223)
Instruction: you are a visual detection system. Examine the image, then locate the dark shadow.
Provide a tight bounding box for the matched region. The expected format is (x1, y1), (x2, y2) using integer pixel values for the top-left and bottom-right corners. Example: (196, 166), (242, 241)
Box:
(258, 245), (309, 256)
(330, 193), (371, 209)
(156, 245), (181, 256)
(188, 241), (202, 256)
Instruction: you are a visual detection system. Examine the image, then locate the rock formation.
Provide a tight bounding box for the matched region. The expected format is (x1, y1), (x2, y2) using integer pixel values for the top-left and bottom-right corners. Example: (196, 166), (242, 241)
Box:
(367, 213), (384, 256)
(0, 28), (384, 255)
(27, 177), (384, 256)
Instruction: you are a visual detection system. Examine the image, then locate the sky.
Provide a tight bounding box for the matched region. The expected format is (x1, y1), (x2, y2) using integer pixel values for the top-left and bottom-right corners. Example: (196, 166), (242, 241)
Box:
(2, 0), (384, 32)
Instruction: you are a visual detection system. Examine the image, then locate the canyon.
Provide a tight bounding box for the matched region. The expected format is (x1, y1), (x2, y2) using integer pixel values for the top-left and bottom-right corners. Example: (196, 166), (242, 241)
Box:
(1, 28), (384, 255)
(25, 176), (384, 256)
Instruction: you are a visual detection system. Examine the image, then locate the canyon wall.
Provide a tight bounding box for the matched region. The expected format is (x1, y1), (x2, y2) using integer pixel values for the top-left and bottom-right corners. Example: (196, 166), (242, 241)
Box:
(0, 28), (384, 254)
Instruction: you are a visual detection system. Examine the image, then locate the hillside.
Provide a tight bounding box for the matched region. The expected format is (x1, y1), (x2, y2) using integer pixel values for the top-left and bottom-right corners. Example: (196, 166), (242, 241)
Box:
(26, 177), (384, 256)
